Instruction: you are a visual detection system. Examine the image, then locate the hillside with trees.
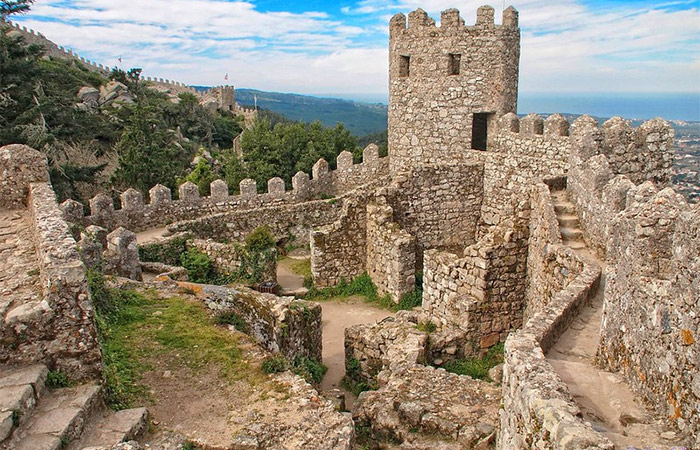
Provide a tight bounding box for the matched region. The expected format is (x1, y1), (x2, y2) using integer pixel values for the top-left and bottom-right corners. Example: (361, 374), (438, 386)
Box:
(1, 4), (386, 207)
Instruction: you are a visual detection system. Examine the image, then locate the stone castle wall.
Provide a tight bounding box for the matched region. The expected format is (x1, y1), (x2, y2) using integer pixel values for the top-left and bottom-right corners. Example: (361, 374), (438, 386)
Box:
(499, 220), (610, 448)
(422, 220), (529, 355)
(310, 189), (372, 288)
(568, 116), (675, 256)
(474, 112), (571, 227)
(199, 284), (322, 362)
(0, 145), (101, 380)
(388, 7), (520, 173)
(387, 162), (484, 266)
(599, 186), (699, 445)
(524, 181), (584, 321)
(365, 198), (416, 302)
(62, 147), (389, 234)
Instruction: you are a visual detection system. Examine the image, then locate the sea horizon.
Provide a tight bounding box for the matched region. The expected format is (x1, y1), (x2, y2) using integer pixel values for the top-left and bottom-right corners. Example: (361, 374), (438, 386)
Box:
(312, 91), (700, 122)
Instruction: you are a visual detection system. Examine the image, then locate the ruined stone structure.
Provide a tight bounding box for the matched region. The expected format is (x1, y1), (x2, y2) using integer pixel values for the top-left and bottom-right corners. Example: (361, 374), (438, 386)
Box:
(0, 5), (697, 450)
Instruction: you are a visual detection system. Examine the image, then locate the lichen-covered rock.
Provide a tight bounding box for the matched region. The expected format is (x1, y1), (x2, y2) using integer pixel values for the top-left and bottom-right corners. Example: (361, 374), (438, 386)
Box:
(103, 227), (142, 281)
(355, 364), (500, 448)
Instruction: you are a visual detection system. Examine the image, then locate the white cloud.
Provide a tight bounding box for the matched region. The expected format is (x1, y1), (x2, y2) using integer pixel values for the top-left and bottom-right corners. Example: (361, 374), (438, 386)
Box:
(10, 0), (700, 95)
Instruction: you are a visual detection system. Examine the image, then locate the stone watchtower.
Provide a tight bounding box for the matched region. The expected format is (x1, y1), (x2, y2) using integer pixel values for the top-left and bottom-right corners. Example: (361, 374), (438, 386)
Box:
(388, 6), (520, 173)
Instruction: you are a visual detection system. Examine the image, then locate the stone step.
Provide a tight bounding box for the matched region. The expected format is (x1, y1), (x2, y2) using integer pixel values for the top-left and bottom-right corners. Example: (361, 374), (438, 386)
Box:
(560, 227), (584, 241)
(68, 407), (148, 450)
(557, 214), (581, 228)
(554, 203), (576, 215)
(564, 240), (587, 250)
(7, 384), (102, 450)
(0, 364), (48, 442)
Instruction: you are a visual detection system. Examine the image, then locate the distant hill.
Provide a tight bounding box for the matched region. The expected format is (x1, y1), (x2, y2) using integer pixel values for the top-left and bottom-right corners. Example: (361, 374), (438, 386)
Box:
(235, 89), (388, 136)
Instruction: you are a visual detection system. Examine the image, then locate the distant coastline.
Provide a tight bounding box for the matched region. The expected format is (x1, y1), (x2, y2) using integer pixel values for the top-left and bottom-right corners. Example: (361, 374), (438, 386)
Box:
(313, 92), (700, 122)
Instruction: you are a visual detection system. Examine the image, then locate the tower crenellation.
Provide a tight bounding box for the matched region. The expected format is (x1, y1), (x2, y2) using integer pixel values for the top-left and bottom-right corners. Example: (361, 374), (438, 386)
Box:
(388, 5), (521, 173)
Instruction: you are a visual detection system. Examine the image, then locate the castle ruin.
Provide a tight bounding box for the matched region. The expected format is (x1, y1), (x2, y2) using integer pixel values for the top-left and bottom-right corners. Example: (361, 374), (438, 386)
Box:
(0, 5), (697, 450)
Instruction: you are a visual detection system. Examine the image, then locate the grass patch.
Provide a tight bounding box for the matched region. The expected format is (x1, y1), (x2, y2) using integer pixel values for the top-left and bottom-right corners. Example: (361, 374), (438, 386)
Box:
(88, 270), (261, 410)
(442, 342), (505, 381)
(305, 272), (423, 313)
(416, 321), (437, 333)
(261, 355), (327, 385)
(45, 370), (71, 389)
(215, 311), (249, 334)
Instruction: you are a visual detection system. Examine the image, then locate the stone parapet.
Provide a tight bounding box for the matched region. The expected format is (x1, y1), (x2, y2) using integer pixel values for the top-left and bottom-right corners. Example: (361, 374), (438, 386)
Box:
(197, 284), (322, 362)
(63, 147), (389, 233)
(500, 249), (610, 449)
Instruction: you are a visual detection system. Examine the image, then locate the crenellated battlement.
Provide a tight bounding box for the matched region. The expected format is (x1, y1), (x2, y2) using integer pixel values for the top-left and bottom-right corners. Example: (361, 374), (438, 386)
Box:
(61, 145), (389, 233)
(390, 5), (518, 33)
(388, 6), (520, 173)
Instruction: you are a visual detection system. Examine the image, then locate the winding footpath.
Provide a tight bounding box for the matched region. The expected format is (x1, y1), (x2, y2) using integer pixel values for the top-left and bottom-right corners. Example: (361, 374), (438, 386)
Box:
(546, 188), (681, 449)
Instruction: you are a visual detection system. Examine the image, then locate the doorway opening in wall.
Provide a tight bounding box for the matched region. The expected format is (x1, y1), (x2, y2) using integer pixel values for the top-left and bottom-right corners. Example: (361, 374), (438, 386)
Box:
(471, 113), (491, 151)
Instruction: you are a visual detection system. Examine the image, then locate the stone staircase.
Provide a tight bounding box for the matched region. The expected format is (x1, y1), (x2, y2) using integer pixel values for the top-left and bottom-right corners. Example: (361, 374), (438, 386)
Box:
(546, 187), (683, 449)
(550, 189), (586, 250)
(0, 364), (148, 450)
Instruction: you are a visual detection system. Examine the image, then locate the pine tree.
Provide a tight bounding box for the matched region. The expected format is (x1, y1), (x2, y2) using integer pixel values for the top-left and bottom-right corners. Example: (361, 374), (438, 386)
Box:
(1, 0), (35, 20)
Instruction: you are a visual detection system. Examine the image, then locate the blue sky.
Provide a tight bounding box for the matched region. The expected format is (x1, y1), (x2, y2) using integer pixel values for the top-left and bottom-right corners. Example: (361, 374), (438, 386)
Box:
(12, 0), (700, 99)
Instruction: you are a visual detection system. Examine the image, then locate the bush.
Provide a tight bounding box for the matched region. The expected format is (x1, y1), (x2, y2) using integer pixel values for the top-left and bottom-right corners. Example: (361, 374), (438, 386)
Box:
(46, 370), (70, 388)
(215, 311), (249, 334)
(180, 249), (215, 283)
(442, 342), (505, 381)
(261, 356), (287, 374)
(292, 356), (327, 384)
(245, 226), (276, 252)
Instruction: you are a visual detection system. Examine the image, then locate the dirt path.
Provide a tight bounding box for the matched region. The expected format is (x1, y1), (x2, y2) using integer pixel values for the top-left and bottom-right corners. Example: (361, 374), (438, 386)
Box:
(277, 262), (305, 293)
(319, 297), (392, 409)
(547, 188), (681, 449)
(135, 226), (169, 244)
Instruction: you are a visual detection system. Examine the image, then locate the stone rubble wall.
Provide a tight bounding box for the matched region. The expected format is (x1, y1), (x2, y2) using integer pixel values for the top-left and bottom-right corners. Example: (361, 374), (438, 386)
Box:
(0, 144), (101, 379)
(365, 199), (416, 302)
(475, 112), (571, 227)
(310, 189), (372, 288)
(388, 7), (520, 174)
(188, 238), (277, 282)
(598, 186), (699, 445)
(18, 182), (101, 379)
(524, 182), (584, 321)
(197, 284), (322, 362)
(61, 147), (389, 234)
(422, 219), (529, 356)
(387, 162), (484, 268)
(0, 144), (50, 209)
(567, 116), (675, 256)
(355, 363), (501, 448)
(499, 247), (612, 449)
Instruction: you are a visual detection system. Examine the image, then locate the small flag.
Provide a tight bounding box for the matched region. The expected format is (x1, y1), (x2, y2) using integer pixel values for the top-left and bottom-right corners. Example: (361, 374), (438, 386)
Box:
(118, 56), (122, 64)
(254, 94), (257, 111)
(224, 73), (229, 81)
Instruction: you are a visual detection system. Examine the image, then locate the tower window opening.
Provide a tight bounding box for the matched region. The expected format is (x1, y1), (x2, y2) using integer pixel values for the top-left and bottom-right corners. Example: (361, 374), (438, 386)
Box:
(472, 113), (490, 151)
(448, 53), (461, 75)
(399, 55), (410, 77)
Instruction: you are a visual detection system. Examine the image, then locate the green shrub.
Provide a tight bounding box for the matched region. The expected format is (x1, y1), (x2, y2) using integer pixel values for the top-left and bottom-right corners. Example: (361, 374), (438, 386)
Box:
(46, 370), (71, 389)
(138, 236), (188, 266)
(215, 312), (249, 334)
(261, 356), (287, 374)
(397, 290), (423, 311)
(442, 342), (505, 381)
(245, 226), (276, 252)
(292, 356), (327, 384)
(417, 321), (437, 333)
(180, 249), (215, 283)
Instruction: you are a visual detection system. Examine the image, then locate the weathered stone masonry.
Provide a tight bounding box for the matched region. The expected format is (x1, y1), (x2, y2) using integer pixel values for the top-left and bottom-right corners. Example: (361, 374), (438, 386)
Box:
(388, 6), (520, 174)
(0, 145), (101, 380)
